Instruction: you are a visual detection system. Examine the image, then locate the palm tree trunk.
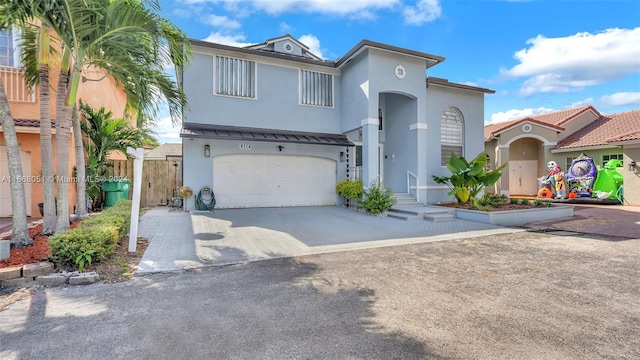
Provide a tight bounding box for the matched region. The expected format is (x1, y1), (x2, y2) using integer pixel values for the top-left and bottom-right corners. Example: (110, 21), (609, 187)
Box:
(0, 82), (31, 247)
(72, 105), (87, 218)
(39, 64), (56, 234)
(55, 68), (72, 233)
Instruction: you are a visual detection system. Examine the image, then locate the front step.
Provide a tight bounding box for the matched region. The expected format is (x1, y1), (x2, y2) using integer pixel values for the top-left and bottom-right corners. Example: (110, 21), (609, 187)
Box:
(388, 205), (455, 222)
(393, 193), (422, 207)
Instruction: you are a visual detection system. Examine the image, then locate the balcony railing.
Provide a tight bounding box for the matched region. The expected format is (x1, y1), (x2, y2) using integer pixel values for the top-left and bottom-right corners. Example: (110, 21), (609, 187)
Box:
(0, 66), (36, 102)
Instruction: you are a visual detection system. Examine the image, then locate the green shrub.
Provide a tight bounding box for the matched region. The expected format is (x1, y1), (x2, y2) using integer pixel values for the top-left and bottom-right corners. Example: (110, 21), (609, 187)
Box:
(335, 180), (364, 200)
(519, 199), (530, 205)
(359, 181), (396, 215)
(476, 194), (508, 208)
(510, 198), (519, 204)
(49, 225), (119, 270)
(534, 199), (545, 207)
(48, 199), (132, 270)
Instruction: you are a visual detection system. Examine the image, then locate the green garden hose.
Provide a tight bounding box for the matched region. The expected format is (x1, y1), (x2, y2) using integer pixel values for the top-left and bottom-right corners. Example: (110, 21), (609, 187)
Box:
(195, 187), (216, 211)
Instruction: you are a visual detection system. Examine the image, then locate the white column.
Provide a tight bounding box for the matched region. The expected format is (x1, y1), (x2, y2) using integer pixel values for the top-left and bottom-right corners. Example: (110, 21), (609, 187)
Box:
(126, 147), (144, 252)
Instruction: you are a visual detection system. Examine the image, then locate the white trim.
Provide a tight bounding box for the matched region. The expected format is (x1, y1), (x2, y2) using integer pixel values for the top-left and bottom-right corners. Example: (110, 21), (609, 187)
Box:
(550, 144), (621, 153)
(361, 118), (379, 126)
(501, 133), (556, 147)
(298, 69), (335, 108)
(521, 124), (532, 133)
(493, 120), (563, 137)
(212, 55), (258, 100)
(409, 123), (427, 131)
(394, 64), (406, 79)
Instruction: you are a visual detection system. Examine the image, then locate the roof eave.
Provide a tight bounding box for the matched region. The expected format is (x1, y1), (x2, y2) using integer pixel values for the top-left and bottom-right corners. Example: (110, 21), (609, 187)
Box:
(336, 40), (445, 69)
(550, 144), (621, 153)
(190, 38), (334, 67)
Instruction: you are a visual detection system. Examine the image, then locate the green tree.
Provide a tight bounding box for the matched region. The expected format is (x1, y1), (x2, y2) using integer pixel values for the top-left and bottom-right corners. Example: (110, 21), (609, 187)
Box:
(80, 103), (144, 208)
(432, 152), (506, 205)
(0, 82), (31, 246)
(2, 0), (190, 232)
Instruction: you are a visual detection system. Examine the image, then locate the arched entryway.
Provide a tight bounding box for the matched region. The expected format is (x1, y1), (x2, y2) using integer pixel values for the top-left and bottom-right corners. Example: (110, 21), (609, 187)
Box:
(508, 137), (543, 196)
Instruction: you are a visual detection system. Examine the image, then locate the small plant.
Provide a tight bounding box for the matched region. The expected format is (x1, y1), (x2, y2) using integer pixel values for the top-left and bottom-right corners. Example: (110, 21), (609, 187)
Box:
(75, 249), (95, 272)
(519, 199), (530, 205)
(432, 152), (506, 205)
(510, 198), (519, 204)
(335, 180), (364, 207)
(476, 194), (509, 208)
(359, 181), (396, 215)
(179, 186), (194, 211)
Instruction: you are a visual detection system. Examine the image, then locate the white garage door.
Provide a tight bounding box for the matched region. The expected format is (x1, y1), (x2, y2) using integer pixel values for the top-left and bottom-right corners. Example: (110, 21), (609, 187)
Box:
(0, 145), (32, 216)
(213, 154), (336, 208)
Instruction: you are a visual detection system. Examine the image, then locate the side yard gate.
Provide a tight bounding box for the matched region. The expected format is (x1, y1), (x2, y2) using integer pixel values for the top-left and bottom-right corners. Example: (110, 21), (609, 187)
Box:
(110, 159), (182, 208)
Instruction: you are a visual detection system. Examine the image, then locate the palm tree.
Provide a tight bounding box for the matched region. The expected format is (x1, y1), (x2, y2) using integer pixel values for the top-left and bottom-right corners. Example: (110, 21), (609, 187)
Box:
(0, 82), (31, 247)
(79, 102), (145, 208)
(2, 0), (190, 232)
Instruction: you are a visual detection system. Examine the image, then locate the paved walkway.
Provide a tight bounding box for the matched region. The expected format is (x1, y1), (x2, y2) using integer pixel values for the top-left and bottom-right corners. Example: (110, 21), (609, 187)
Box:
(136, 206), (522, 273)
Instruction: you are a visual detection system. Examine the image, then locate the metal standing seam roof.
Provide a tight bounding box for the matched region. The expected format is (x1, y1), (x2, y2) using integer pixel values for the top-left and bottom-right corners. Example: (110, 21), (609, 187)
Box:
(181, 123), (354, 147)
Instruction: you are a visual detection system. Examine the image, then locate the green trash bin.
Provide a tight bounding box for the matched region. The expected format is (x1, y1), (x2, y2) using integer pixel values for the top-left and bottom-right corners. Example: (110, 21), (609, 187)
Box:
(102, 179), (131, 207)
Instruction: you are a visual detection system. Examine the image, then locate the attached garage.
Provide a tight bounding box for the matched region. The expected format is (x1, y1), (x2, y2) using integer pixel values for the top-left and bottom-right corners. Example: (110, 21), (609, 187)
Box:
(0, 145), (32, 217)
(213, 154), (336, 208)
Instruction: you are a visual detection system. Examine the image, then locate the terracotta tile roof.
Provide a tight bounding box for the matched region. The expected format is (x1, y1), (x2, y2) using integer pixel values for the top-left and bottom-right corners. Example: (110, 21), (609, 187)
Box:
(144, 143), (182, 160)
(484, 117), (565, 140)
(484, 105), (598, 140)
(553, 109), (640, 150)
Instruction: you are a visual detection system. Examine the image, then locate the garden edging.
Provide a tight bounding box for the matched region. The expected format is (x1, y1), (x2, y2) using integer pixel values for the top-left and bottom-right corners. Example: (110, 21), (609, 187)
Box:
(451, 205), (574, 226)
(0, 261), (98, 288)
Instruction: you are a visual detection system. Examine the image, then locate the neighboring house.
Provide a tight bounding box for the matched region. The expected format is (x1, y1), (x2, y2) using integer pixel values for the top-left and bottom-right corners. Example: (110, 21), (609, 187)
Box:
(0, 28), (127, 217)
(179, 34), (494, 209)
(484, 106), (640, 205)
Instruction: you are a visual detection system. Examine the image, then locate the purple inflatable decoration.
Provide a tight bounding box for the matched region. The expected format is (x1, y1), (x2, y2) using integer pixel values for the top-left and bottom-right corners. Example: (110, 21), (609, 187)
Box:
(565, 153), (597, 197)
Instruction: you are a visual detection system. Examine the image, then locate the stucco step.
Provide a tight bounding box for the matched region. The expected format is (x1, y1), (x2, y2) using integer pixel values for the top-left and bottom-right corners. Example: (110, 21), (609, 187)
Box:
(388, 209), (421, 221)
(424, 213), (455, 222)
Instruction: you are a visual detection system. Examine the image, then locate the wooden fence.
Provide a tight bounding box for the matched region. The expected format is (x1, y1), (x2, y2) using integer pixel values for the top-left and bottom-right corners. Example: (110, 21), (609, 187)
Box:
(110, 159), (182, 208)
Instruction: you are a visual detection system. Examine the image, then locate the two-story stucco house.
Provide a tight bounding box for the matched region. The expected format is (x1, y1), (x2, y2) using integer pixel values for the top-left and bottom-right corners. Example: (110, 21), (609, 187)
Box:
(179, 35), (494, 209)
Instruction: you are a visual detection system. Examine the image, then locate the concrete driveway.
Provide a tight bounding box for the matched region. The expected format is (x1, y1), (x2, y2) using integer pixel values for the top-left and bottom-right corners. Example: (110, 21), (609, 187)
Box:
(1, 231), (638, 359)
(137, 206), (520, 273)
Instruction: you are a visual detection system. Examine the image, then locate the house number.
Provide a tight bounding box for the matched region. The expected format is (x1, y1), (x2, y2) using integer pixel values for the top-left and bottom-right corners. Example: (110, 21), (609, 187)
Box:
(239, 144), (251, 149)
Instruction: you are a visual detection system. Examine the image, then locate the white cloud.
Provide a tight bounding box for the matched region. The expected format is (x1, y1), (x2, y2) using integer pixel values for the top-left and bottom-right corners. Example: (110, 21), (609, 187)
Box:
(502, 27), (640, 96)
(403, 0), (442, 25)
(151, 116), (181, 144)
(201, 14), (242, 29)
(298, 34), (325, 59)
(567, 97), (594, 109)
(202, 32), (255, 47)
(489, 107), (555, 123)
(245, 0), (399, 17)
(600, 92), (640, 107)
(279, 22), (291, 33)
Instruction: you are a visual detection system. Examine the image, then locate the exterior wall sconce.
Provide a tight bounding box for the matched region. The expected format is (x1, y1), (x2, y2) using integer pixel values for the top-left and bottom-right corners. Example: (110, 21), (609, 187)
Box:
(378, 109), (383, 131)
(340, 151), (345, 162)
(277, 145), (284, 152)
(629, 160), (637, 172)
(204, 144), (210, 157)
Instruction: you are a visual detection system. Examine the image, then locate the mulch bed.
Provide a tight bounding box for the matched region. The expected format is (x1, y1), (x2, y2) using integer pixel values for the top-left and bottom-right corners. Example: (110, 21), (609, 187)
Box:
(0, 221), (81, 268)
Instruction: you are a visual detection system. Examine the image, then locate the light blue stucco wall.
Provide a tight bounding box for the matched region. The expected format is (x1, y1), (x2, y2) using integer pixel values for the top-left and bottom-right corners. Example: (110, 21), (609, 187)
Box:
(181, 137), (347, 210)
(425, 84), (487, 203)
(184, 51), (342, 134)
(340, 52), (369, 133)
(382, 93), (418, 193)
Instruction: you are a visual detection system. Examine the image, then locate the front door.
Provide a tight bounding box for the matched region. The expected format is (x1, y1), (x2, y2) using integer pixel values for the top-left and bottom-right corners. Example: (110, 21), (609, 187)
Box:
(509, 160), (538, 195)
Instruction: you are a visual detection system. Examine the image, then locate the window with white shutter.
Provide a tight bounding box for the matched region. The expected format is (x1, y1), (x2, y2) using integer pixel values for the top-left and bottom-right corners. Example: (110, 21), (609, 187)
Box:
(300, 70), (333, 107)
(215, 56), (255, 98)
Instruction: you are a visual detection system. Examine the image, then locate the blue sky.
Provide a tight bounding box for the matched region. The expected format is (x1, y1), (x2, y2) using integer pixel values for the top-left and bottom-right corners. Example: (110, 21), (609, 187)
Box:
(153, 0), (640, 143)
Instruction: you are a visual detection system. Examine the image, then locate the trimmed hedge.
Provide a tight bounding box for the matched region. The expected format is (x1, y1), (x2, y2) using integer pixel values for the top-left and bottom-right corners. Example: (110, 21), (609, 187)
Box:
(48, 200), (133, 270)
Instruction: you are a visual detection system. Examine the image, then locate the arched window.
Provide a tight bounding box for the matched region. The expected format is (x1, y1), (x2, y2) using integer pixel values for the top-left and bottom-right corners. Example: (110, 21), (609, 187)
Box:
(440, 106), (464, 165)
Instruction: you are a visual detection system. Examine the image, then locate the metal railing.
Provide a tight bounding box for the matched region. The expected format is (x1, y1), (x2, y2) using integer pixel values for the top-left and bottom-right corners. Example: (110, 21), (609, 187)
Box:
(407, 170), (419, 202)
(0, 66), (36, 102)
